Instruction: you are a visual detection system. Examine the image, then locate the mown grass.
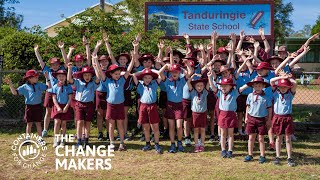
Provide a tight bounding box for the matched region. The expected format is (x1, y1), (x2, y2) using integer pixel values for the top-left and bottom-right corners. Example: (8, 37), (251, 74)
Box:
(0, 125), (320, 180)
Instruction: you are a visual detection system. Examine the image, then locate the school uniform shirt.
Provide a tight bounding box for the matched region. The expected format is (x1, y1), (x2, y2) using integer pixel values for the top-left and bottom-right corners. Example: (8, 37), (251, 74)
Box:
(103, 76), (126, 104)
(137, 80), (159, 104)
(72, 66), (83, 74)
(49, 83), (73, 104)
(190, 89), (209, 113)
(73, 79), (98, 102)
(273, 89), (294, 115)
(95, 70), (108, 93)
(17, 83), (47, 105)
(251, 71), (275, 98)
(42, 65), (65, 88)
(217, 89), (239, 112)
(236, 69), (252, 95)
(246, 92), (272, 117)
(163, 75), (187, 103)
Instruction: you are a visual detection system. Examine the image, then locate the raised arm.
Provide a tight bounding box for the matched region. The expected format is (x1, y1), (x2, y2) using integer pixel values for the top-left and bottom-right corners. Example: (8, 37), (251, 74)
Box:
(230, 32), (237, 52)
(239, 84), (249, 94)
(91, 55), (101, 83)
(157, 40), (165, 60)
(103, 33), (117, 65)
(158, 64), (168, 81)
(183, 59), (194, 79)
(3, 78), (17, 95)
(57, 41), (68, 68)
(131, 71), (141, 86)
(275, 53), (295, 75)
(236, 30), (245, 51)
(259, 28), (270, 53)
(289, 46), (310, 68)
(124, 53), (135, 79)
(92, 40), (103, 56)
(67, 45), (75, 62)
(211, 31), (218, 56)
(207, 70), (217, 93)
(67, 63), (74, 84)
(83, 36), (91, 66)
(253, 41), (262, 63)
(34, 44), (45, 69)
(289, 77), (297, 93)
(132, 40), (140, 68)
(43, 71), (51, 89)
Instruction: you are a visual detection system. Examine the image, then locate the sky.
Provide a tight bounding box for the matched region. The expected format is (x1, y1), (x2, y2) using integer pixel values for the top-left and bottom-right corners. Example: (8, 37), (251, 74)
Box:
(10, 0), (320, 32)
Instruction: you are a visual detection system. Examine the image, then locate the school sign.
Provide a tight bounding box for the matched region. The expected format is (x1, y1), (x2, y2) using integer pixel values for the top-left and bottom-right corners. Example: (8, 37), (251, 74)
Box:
(145, 1), (274, 39)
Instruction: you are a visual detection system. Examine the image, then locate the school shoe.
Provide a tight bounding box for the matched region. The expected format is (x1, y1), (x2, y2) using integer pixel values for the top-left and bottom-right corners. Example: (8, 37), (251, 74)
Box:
(118, 143), (127, 151)
(168, 143), (176, 153)
(209, 135), (215, 143)
(53, 138), (59, 148)
(184, 138), (192, 147)
(194, 145), (200, 153)
(154, 144), (163, 154)
(177, 141), (184, 152)
(116, 135), (120, 141)
(273, 157), (281, 165)
(244, 155), (253, 162)
(37, 138), (46, 146)
(268, 142), (275, 151)
(42, 130), (48, 137)
(227, 151), (233, 158)
(221, 150), (227, 158)
(198, 144), (205, 152)
(259, 156), (266, 164)
(142, 144), (152, 151)
(75, 142), (82, 149)
(287, 158), (295, 167)
(125, 134), (131, 141)
(97, 132), (103, 141)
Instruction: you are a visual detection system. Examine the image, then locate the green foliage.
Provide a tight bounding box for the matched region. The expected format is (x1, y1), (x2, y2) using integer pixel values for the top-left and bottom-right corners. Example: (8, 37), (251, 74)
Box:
(274, 0), (294, 43)
(0, 0), (23, 29)
(311, 16), (320, 35)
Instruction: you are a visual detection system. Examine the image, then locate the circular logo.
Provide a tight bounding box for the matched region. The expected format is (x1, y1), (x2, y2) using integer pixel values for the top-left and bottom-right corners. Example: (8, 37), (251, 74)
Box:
(11, 133), (47, 169)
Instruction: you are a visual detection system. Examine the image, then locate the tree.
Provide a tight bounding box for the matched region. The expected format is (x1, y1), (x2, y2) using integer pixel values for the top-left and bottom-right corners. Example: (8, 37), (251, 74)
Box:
(0, 0), (23, 29)
(311, 16), (320, 35)
(274, 0), (294, 43)
(291, 25), (312, 37)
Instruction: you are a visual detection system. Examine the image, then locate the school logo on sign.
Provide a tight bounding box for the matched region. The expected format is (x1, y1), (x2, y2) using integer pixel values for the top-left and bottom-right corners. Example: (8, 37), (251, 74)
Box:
(11, 133), (47, 169)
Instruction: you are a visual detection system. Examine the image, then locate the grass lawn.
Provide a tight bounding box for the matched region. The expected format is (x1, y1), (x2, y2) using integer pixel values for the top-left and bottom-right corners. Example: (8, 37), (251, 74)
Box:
(0, 125), (320, 180)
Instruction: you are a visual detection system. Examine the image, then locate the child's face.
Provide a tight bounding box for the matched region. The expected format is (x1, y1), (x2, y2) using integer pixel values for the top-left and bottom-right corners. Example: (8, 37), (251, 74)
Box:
(195, 82), (205, 92)
(270, 59), (280, 69)
(51, 63), (60, 71)
(142, 60), (153, 69)
(75, 60), (83, 68)
(257, 69), (269, 77)
(220, 84), (232, 94)
(83, 73), (92, 82)
(173, 55), (180, 63)
(171, 71), (180, 80)
(252, 83), (265, 92)
(111, 70), (121, 80)
(57, 74), (66, 82)
(214, 62), (222, 72)
(221, 70), (231, 78)
(143, 75), (153, 85)
(279, 86), (290, 94)
(28, 76), (39, 84)
(278, 52), (287, 59)
(99, 60), (109, 69)
(118, 56), (128, 66)
(196, 52), (201, 59)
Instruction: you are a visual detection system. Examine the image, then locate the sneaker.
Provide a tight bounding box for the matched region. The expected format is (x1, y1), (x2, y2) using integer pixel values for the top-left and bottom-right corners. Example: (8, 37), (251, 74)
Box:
(154, 144), (163, 154)
(227, 151), (233, 158)
(198, 145), (205, 152)
(184, 138), (192, 147)
(244, 155), (253, 162)
(97, 132), (103, 141)
(42, 130), (48, 137)
(239, 130), (246, 136)
(75, 142), (82, 148)
(116, 135), (120, 141)
(273, 157), (281, 165)
(221, 150), (227, 158)
(168, 143), (176, 153)
(209, 135), (215, 143)
(287, 158), (295, 167)
(60, 140), (66, 146)
(177, 141), (184, 152)
(53, 138), (59, 148)
(194, 145), (200, 153)
(37, 138), (46, 146)
(142, 144), (152, 151)
(125, 134), (131, 141)
(198, 139), (202, 146)
(259, 156), (266, 164)
(269, 142), (275, 151)
(118, 143), (127, 151)
(108, 143), (115, 150)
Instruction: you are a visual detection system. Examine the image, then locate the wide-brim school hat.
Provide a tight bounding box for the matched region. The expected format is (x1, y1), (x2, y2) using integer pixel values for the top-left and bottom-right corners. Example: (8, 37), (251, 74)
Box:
(50, 57), (63, 65)
(23, 70), (39, 81)
(217, 65), (234, 75)
(212, 56), (227, 65)
(137, 68), (158, 80)
(173, 50), (184, 59)
(277, 45), (287, 52)
(247, 77), (270, 87)
(265, 56), (284, 63)
(73, 54), (85, 62)
(217, 46), (228, 54)
(52, 70), (67, 79)
(163, 57), (170, 63)
(115, 53), (131, 63)
(254, 62), (274, 70)
(276, 79), (293, 88)
(170, 64), (182, 72)
(78, 66), (95, 77)
(138, 53), (155, 64)
(99, 55), (111, 61)
(216, 78), (236, 86)
(180, 57), (199, 68)
(191, 78), (208, 86)
(106, 64), (124, 78)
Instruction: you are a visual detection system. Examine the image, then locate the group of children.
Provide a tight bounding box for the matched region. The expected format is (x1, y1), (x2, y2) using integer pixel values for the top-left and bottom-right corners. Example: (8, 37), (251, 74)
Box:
(5, 29), (319, 166)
